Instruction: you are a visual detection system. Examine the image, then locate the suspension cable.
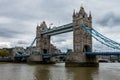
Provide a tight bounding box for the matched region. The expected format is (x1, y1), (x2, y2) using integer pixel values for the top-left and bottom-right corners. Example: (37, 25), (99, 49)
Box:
(82, 24), (120, 50)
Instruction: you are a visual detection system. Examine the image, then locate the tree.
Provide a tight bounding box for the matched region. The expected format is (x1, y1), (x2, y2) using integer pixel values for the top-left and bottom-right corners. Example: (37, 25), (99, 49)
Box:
(0, 49), (9, 57)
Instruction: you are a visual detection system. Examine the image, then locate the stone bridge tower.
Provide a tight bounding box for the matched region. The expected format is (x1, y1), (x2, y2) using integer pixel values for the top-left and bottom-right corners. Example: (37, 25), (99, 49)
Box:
(36, 21), (51, 54)
(73, 6), (92, 53)
(36, 21), (61, 62)
(66, 6), (98, 67)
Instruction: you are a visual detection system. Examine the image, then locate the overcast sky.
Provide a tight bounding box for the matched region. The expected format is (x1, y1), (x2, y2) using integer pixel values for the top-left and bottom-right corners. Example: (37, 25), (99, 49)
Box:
(0, 0), (120, 52)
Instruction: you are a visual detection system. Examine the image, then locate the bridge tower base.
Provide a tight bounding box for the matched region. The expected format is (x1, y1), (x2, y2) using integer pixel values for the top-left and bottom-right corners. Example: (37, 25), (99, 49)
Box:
(65, 52), (99, 67)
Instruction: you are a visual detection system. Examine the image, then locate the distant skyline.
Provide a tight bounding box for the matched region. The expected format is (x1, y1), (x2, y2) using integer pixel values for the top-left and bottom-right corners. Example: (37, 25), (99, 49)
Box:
(0, 0), (120, 52)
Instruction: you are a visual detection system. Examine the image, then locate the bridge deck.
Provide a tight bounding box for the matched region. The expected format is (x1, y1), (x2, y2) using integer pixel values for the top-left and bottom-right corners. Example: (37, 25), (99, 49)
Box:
(86, 52), (120, 55)
(42, 52), (120, 58)
(42, 53), (66, 58)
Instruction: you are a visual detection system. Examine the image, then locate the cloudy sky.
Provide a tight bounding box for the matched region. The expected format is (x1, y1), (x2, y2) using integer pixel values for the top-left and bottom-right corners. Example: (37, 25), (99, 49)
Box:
(0, 0), (120, 52)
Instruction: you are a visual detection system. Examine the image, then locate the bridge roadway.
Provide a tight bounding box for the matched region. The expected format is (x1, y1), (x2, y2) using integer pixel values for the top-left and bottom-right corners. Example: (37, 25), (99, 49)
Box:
(42, 52), (120, 58)
(14, 52), (120, 58)
(42, 53), (66, 58)
(86, 52), (120, 55)
(41, 23), (73, 35)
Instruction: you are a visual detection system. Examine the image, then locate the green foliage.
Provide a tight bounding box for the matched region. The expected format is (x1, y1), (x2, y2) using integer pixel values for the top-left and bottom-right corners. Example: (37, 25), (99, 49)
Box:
(0, 49), (9, 57)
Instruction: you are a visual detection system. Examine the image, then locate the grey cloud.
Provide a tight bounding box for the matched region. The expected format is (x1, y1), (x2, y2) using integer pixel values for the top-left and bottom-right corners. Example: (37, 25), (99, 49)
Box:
(60, 47), (70, 53)
(58, 43), (73, 52)
(0, 28), (22, 38)
(52, 37), (66, 43)
(0, 0), (120, 51)
(96, 12), (120, 27)
(17, 40), (29, 45)
(0, 22), (32, 38)
(51, 32), (73, 52)
(51, 32), (73, 43)
(0, 0), (72, 24)
(0, 0), (38, 20)
(0, 14), (36, 39)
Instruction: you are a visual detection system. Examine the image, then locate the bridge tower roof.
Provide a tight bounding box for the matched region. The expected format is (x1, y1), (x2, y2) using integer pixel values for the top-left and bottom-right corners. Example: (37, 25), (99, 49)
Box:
(40, 21), (47, 31)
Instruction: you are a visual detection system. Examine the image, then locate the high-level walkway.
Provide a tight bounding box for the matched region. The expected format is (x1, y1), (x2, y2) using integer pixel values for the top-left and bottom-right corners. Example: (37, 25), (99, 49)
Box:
(41, 23), (73, 35)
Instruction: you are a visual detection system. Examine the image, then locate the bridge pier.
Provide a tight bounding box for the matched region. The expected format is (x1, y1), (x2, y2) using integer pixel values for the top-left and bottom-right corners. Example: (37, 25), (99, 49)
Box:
(42, 57), (57, 63)
(65, 52), (99, 67)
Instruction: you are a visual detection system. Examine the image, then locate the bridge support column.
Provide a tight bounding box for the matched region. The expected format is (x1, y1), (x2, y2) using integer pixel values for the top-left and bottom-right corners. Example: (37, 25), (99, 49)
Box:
(65, 52), (99, 67)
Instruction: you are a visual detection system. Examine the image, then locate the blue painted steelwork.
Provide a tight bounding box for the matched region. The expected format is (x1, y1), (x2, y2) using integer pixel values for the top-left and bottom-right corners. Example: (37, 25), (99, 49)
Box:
(82, 24), (120, 50)
(15, 22), (120, 58)
(40, 22), (120, 50)
(25, 37), (37, 53)
(82, 24), (120, 55)
(42, 53), (66, 58)
(14, 52), (29, 58)
(41, 23), (73, 35)
(86, 52), (120, 55)
(40, 23), (120, 57)
(14, 37), (37, 58)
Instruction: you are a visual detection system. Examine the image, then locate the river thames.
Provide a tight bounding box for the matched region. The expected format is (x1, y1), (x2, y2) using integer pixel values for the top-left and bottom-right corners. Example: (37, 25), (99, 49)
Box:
(0, 63), (119, 80)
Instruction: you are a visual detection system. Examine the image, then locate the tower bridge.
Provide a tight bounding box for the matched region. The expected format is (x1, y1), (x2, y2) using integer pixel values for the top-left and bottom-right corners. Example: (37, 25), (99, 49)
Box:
(25, 6), (120, 67)
(35, 6), (96, 67)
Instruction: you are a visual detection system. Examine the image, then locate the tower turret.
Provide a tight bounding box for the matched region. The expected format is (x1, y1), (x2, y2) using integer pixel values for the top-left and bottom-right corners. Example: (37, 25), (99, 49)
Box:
(73, 9), (76, 18)
(88, 11), (92, 22)
(39, 21), (48, 31)
(79, 6), (85, 15)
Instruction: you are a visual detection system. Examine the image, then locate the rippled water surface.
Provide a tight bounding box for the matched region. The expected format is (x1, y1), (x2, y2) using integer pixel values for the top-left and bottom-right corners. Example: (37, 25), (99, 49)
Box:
(0, 63), (120, 80)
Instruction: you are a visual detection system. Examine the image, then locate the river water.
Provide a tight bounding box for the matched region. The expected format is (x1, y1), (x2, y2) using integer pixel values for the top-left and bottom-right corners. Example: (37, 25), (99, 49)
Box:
(0, 63), (120, 80)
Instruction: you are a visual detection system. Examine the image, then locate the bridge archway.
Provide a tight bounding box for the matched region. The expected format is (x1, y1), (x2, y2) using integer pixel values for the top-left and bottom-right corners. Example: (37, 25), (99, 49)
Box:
(83, 45), (96, 62)
(51, 32), (73, 52)
(43, 49), (47, 54)
(83, 45), (91, 52)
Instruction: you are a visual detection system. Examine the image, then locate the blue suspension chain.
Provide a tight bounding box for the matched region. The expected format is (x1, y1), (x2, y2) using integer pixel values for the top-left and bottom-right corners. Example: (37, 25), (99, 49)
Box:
(82, 24), (120, 50)
(91, 28), (120, 49)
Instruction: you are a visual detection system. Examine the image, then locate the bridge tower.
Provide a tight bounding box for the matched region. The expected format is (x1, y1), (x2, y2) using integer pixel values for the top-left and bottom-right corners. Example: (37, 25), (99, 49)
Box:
(36, 21), (51, 58)
(36, 21), (61, 62)
(66, 6), (98, 67)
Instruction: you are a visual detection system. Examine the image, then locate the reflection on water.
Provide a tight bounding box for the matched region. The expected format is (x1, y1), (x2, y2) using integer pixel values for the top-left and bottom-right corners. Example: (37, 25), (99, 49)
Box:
(65, 67), (98, 80)
(34, 63), (98, 80)
(0, 63), (120, 80)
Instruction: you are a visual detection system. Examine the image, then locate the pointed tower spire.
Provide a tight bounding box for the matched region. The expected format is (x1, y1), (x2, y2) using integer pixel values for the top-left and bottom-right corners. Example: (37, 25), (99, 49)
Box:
(73, 9), (76, 17)
(37, 22), (39, 27)
(80, 3), (83, 8)
(79, 4), (85, 14)
(89, 11), (92, 20)
(40, 21), (47, 30)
